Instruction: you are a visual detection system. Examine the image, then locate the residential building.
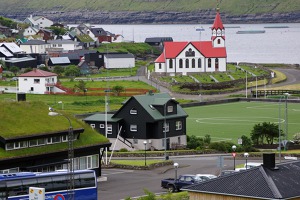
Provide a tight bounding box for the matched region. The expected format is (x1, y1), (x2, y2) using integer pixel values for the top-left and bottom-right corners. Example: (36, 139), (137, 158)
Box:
(24, 15), (53, 29)
(104, 53), (135, 69)
(154, 9), (227, 75)
(183, 153), (300, 200)
(18, 69), (65, 94)
(47, 39), (82, 51)
(83, 92), (188, 151)
(0, 101), (111, 176)
(0, 42), (24, 55)
(20, 40), (49, 54)
(36, 29), (54, 41)
(48, 57), (71, 66)
(145, 37), (173, 47)
(23, 26), (39, 37)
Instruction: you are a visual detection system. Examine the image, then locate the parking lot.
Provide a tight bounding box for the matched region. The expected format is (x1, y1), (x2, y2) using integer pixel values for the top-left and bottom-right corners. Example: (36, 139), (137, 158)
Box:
(98, 155), (250, 200)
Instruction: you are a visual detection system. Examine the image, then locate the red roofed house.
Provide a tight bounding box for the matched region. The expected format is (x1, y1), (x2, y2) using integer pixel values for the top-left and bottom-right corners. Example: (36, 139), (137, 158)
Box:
(154, 9), (227, 75)
(18, 69), (65, 94)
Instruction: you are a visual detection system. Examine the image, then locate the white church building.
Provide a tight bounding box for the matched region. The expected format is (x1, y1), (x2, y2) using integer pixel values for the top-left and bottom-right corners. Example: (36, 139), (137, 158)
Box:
(154, 9), (227, 76)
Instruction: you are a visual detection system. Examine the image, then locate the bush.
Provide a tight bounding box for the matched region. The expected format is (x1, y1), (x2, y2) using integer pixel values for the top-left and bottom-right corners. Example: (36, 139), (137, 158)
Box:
(119, 148), (129, 152)
(209, 141), (235, 152)
(293, 133), (300, 144)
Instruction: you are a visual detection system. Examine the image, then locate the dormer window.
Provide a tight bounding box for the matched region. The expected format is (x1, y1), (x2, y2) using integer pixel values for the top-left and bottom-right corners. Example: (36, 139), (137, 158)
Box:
(167, 106), (173, 113)
(130, 108), (137, 114)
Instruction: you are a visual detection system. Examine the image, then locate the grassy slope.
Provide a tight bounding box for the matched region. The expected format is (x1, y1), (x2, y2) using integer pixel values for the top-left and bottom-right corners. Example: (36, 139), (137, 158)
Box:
(0, 0), (299, 14)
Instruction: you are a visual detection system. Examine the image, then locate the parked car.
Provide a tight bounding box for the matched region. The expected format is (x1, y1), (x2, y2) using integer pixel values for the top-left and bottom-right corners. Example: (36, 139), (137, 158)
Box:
(161, 174), (201, 192)
(195, 174), (217, 181)
(219, 170), (236, 176)
(244, 162), (262, 169)
(10, 77), (18, 81)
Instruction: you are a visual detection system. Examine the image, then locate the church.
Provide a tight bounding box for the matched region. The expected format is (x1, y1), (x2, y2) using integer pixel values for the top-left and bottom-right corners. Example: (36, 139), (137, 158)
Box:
(154, 9), (227, 76)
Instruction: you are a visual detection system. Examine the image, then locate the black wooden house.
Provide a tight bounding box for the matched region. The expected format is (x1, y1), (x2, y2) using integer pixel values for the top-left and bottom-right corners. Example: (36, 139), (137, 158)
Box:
(83, 93), (188, 151)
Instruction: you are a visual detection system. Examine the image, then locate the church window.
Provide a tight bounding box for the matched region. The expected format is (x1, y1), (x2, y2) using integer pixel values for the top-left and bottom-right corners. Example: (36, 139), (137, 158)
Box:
(217, 39), (221, 44)
(198, 58), (201, 68)
(179, 59), (183, 68)
(185, 59), (189, 68)
(185, 48), (195, 57)
(192, 59), (195, 68)
(208, 59), (211, 68)
(169, 59), (173, 69)
(159, 63), (161, 69)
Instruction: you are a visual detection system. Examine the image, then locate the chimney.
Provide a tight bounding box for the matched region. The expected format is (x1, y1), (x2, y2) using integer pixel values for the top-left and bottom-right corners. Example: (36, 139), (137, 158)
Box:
(263, 153), (278, 170)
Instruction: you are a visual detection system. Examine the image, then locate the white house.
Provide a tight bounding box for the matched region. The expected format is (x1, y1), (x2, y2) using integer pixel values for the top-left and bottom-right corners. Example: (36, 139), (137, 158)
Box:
(104, 53), (135, 69)
(18, 69), (65, 94)
(0, 42), (24, 55)
(20, 40), (49, 54)
(24, 15), (53, 29)
(23, 26), (39, 37)
(47, 39), (82, 51)
(154, 9), (227, 76)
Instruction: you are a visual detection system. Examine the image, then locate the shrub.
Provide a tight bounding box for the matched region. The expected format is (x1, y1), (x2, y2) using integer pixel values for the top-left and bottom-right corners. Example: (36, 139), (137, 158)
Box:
(293, 133), (300, 144)
(119, 148), (129, 152)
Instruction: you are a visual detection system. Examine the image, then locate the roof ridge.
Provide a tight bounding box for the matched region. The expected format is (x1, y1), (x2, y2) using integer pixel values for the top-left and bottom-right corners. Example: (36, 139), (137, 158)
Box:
(259, 167), (282, 198)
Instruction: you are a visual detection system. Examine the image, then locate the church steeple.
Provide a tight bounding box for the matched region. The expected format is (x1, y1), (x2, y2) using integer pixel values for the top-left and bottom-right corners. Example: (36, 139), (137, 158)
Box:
(211, 8), (225, 47)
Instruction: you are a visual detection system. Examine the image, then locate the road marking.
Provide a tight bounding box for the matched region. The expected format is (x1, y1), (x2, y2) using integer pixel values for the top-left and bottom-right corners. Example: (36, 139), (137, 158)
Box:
(102, 169), (134, 176)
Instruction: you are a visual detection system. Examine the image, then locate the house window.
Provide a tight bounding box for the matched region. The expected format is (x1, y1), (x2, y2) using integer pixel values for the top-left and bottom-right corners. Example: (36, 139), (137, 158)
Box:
(208, 58), (211, 68)
(192, 59), (195, 68)
(6, 143), (14, 150)
(107, 124), (112, 134)
(90, 124), (95, 129)
(58, 44), (62, 47)
(159, 63), (161, 69)
(167, 106), (173, 113)
(100, 124), (105, 128)
(24, 78), (27, 81)
(29, 139), (38, 147)
(34, 79), (40, 84)
(217, 39), (221, 44)
(30, 87), (34, 91)
(62, 135), (68, 142)
(37, 138), (45, 145)
(130, 125), (137, 132)
(130, 108), (137, 115)
(169, 59), (173, 69)
(179, 59), (183, 68)
(198, 58), (202, 68)
(185, 59), (189, 68)
(133, 139), (138, 144)
(163, 122), (169, 132)
(176, 121), (182, 130)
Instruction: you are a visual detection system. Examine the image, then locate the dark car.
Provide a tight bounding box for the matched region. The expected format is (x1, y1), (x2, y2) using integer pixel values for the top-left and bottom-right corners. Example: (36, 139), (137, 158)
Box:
(161, 174), (201, 192)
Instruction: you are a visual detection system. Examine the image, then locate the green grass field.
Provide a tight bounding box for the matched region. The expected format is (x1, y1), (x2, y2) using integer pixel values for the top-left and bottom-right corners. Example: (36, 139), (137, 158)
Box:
(185, 101), (300, 142)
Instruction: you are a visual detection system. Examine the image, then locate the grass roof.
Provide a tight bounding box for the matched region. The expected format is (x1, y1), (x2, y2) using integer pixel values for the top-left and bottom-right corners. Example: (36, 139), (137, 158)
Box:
(0, 101), (109, 159)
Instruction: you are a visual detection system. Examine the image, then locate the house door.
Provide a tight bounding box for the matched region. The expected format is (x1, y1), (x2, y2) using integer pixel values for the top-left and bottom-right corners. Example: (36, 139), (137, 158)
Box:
(166, 138), (170, 150)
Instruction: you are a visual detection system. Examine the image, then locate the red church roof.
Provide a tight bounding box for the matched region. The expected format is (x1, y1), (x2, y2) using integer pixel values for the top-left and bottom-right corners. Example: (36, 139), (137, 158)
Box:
(211, 9), (224, 30)
(18, 69), (57, 77)
(156, 41), (226, 62)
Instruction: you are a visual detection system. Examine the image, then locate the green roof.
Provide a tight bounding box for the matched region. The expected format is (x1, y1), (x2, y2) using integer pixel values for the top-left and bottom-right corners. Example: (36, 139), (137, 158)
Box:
(76, 34), (94, 42)
(84, 114), (122, 122)
(0, 101), (109, 159)
(122, 93), (188, 120)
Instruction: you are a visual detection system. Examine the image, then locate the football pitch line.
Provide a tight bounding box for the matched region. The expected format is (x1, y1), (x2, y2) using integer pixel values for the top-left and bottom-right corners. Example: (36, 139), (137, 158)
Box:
(196, 135), (232, 142)
(189, 117), (285, 125)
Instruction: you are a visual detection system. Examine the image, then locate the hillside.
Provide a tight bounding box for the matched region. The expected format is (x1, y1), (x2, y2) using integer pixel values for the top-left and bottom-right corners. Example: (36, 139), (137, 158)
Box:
(0, 0), (300, 24)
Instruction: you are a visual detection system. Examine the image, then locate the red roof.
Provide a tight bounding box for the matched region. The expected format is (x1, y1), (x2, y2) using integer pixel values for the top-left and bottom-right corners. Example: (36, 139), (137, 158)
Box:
(18, 69), (57, 77)
(156, 41), (226, 62)
(211, 10), (224, 30)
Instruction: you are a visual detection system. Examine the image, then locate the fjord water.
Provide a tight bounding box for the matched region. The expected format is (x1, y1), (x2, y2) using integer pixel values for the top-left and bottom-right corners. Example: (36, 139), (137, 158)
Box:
(96, 23), (300, 64)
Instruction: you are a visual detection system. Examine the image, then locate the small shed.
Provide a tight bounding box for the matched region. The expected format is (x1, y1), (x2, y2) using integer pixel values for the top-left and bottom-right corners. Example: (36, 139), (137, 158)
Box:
(48, 57), (71, 66)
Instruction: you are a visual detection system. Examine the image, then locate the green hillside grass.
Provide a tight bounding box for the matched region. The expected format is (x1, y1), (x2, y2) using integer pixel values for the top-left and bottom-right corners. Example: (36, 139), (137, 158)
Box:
(185, 101), (300, 142)
(0, 0), (299, 14)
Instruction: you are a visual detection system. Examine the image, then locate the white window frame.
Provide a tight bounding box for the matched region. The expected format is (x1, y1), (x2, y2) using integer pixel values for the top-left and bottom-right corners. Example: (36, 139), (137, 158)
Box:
(107, 124), (112, 134)
(167, 106), (173, 113)
(130, 108), (137, 115)
(90, 124), (95, 129)
(163, 122), (169, 132)
(62, 135), (68, 142)
(100, 124), (105, 128)
(130, 125), (138, 132)
(176, 121), (182, 130)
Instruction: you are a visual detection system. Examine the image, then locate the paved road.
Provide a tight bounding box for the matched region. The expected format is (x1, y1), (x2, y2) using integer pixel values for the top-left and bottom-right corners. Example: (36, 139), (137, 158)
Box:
(98, 155), (259, 200)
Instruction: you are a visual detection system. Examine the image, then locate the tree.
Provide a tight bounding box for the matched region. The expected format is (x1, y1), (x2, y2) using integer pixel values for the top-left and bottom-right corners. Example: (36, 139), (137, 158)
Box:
(53, 66), (64, 76)
(64, 65), (80, 77)
(250, 122), (281, 145)
(112, 85), (125, 96)
(74, 80), (87, 93)
(293, 133), (300, 144)
(186, 135), (204, 149)
(9, 66), (19, 76)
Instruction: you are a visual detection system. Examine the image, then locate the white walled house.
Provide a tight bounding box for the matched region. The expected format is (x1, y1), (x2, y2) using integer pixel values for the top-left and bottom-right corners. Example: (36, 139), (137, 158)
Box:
(154, 9), (227, 75)
(24, 15), (53, 29)
(23, 26), (39, 37)
(20, 40), (49, 54)
(18, 69), (65, 94)
(104, 53), (135, 69)
(47, 40), (82, 51)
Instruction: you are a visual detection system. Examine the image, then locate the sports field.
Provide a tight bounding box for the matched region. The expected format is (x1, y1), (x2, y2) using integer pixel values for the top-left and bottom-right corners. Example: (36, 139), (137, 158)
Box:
(184, 101), (300, 143)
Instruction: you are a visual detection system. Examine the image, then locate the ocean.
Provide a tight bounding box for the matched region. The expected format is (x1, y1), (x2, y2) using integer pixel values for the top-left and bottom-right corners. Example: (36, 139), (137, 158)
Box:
(87, 23), (300, 65)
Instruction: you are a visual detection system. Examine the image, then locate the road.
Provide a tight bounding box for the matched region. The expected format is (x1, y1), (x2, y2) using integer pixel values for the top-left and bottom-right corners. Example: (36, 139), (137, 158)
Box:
(98, 155), (257, 200)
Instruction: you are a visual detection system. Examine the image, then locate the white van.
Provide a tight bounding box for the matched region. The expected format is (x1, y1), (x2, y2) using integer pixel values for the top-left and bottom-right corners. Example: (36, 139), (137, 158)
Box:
(244, 162), (262, 169)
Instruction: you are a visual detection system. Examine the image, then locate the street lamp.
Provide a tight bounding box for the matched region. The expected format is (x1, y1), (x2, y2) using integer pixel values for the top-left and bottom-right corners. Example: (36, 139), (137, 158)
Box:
(244, 152), (249, 169)
(164, 103), (168, 160)
(143, 140), (147, 166)
(48, 108), (74, 200)
(174, 163), (179, 180)
(284, 93), (290, 151)
(232, 145), (237, 170)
